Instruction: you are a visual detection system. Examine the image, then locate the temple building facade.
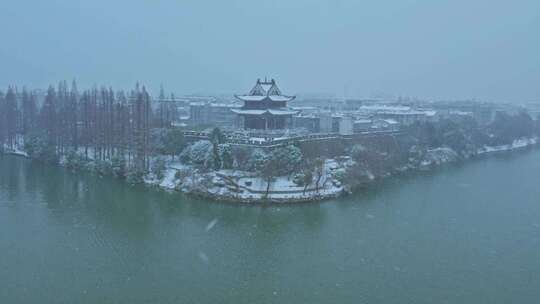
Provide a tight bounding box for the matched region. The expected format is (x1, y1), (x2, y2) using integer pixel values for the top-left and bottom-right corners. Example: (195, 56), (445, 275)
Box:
(233, 79), (298, 130)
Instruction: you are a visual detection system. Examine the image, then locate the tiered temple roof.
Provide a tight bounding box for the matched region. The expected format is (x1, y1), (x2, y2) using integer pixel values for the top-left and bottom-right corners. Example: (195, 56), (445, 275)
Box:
(233, 78), (298, 129)
(234, 78), (296, 104)
(231, 109), (298, 115)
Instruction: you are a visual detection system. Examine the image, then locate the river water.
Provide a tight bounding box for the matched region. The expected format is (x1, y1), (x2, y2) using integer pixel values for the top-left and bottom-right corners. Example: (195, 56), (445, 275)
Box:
(1, 150), (540, 304)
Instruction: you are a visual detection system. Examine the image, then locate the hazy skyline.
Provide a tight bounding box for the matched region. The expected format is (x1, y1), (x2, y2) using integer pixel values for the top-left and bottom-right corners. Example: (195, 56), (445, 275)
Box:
(1, 0), (539, 102)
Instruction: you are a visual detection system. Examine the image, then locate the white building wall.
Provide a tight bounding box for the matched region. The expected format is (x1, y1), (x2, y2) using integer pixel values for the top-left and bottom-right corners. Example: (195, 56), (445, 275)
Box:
(339, 116), (354, 135)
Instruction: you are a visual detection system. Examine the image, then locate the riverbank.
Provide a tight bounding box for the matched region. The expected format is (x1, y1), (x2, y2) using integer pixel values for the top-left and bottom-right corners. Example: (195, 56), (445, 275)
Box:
(2, 136), (538, 203)
(202, 136), (539, 203)
(477, 137), (538, 155)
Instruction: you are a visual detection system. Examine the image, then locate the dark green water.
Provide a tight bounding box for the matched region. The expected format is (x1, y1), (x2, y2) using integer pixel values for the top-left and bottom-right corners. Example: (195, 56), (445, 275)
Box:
(1, 151), (540, 304)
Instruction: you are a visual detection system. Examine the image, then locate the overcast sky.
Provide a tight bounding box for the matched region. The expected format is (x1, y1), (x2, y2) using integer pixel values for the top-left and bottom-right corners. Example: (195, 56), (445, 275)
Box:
(1, 0), (539, 102)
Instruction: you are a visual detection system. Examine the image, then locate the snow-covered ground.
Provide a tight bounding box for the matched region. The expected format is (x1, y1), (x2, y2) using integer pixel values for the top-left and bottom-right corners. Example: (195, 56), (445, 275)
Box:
(420, 147), (459, 168)
(477, 137), (538, 155)
(147, 159), (344, 203)
(159, 169), (179, 190)
(2, 144), (29, 157)
(2, 136), (29, 157)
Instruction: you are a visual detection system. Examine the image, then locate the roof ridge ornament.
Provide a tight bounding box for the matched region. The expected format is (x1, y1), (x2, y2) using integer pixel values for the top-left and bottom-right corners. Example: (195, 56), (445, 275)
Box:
(240, 78), (295, 100)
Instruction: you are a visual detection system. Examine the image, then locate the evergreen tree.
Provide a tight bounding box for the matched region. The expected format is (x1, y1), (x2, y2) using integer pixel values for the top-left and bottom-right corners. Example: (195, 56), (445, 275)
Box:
(219, 144), (234, 169)
(40, 86), (58, 147)
(163, 128), (186, 160)
(21, 87), (37, 135)
(0, 91), (6, 146)
(4, 87), (19, 148)
(69, 80), (79, 150)
(210, 127), (226, 144)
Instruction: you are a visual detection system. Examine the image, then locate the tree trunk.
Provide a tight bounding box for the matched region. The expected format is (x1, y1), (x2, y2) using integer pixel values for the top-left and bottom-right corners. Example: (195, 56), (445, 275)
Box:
(265, 179), (271, 198)
(315, 174), (322, 192)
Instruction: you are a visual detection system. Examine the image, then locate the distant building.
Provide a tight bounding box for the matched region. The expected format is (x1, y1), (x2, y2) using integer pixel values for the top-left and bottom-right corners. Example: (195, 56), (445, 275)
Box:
(357, 105), (434, 126)
(319, 113), (333, 133)
(294, 97), (344, 110)
(344, 98), (393, 110)
(189, 102), (241, 127)
(291, 106), (319, 115)
(371, 119), (400, 131)
(338, 116), (354, 135)
(293, 112), (334, 134)
(353, 119), (372, 133)
(332, 115), (342, 133)
(352, 118), (401, 133)
(232, 79), (298, 130)
(429, 101), (497, 125)
(293, 115), (320, 133)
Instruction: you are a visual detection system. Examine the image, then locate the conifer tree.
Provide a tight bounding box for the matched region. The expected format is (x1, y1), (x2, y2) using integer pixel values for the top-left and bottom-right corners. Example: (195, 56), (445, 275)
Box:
(0, 91), (6, 146)
(40, 86), (58, 147)
(21, 87), (37, 135)
(4, 87), (19, 148)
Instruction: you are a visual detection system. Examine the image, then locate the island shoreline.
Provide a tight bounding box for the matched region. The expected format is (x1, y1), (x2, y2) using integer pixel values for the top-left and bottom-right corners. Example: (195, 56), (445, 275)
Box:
(3, 137), (537, 204)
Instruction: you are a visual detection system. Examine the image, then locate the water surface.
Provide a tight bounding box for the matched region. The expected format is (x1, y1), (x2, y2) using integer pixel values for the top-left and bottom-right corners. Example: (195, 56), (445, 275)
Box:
(1, 151), (540, 303)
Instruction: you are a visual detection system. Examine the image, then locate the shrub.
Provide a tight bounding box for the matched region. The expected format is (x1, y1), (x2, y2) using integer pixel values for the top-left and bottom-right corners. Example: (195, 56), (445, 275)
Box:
(219, 144), (233, 169)
(65, 150), (87, 171)
(231, 146), (251, 170)
(175, 168), (190, 183)
(126, 168), (145, 185)
(180, 140), (213, 167)
(331, 168), (346, 183)
(111, 157), (127, 179)
(94, 160), (113, 176)
(246, 149), (268, 172)
(271, 145), (303, 176)
(24, 135), (58, 163)
(152, 157), (167, 180)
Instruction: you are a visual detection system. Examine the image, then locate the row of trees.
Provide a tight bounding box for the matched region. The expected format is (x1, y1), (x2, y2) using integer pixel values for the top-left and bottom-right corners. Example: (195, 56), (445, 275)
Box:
(408, 111), (537, 155)
(343, 111), (539, 190)
(0, 86), (36, 149)
(0, 82), (180, 179)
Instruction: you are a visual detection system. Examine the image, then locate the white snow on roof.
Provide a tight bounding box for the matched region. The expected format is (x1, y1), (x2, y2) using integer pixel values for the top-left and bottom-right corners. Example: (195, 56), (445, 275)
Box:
(449, 110), (472, 116)
(292, 106), (317, 110)
(231, 108), (298, 115)
(360, 105), (411, 112)
(268, 95), (295, 102)
(189, 102), (241, 107)
(236, 95), (267, 101)
(235, 95), (295, 102)
(239, 80), (294, 102)
(268, 109), (298, 115)
(231, 109), (267, 115)
(358, 105), (437, 116)
(383, 119), (399, 124)
(189, 102), (206, 106)
(210, 103), (241, 108)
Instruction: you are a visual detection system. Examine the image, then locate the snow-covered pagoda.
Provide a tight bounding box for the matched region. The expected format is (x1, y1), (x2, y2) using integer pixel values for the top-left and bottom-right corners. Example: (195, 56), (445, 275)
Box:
(233, 78), (298, 130)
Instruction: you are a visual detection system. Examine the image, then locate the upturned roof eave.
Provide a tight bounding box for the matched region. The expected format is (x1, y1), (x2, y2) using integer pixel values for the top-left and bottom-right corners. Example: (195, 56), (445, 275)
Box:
(234, 95), (296, 102)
